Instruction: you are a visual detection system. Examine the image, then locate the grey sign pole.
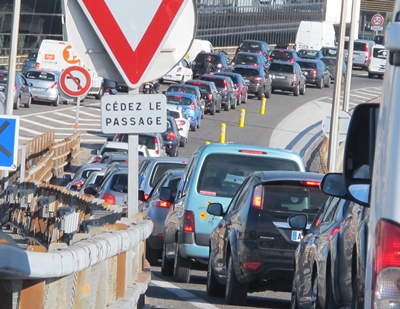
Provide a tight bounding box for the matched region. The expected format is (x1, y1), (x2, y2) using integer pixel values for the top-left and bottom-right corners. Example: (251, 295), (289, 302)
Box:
(128, 89), (139, 218)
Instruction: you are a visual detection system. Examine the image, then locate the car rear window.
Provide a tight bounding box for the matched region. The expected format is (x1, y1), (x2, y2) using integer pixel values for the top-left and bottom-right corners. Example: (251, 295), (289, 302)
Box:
(240, 42), (261, 51)
(167, 86), (197, 96)
(233, 54), (257, 63)
(269, 63), (294, 73)
(27, 52), (38, 60)
(168, 110), (181, 119)
(197, 153), (301, 198)
(26, 71), (56, 81)
(150, 163), (187, 187)
(232, 68), (260, 78)
(298, 50), (319, 58)
(201, 77), (225, 88)
(110, 173), (128, 193)
(101, 147), (128, 155)
(139, 135), (156, 149)
(0, 72), (8, 83)
(297, 61), (317, 69)
(344, 41), (370, 51)
(271, 50), (294, 60)
(373, 48), (388, 59)
(166, 95), (193, 105)
(258, 184), (327, 214)
(320, 48), (337, 57)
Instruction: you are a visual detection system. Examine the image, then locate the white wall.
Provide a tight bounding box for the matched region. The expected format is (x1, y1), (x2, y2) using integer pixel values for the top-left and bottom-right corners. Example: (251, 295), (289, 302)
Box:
(325, 0), (361, 39)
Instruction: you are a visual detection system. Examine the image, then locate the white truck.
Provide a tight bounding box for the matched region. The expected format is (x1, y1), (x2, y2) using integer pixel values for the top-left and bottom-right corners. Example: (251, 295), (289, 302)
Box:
(295, 21), (336, 51)
(36, 40), (104, 99)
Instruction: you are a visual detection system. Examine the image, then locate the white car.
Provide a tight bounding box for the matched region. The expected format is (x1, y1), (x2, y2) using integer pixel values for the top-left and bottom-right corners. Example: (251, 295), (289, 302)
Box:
(167, 104), (190, 147)
(89, 141), (129, 163)
(161, 59), (193, 84)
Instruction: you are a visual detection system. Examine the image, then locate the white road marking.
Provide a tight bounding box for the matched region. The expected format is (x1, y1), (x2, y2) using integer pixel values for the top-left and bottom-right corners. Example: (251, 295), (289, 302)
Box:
(151, 275), (220, 309)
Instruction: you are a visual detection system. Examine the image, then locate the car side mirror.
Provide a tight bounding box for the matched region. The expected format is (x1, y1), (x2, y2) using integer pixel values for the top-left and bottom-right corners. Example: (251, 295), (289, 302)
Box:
(63, 174), (72, 181)
(83, 186), (97, 196)
(207, 203), (224, 216)
(288, 214), (308, 232)
(159, 187), (173, 202)
(138, 190), (147, 202)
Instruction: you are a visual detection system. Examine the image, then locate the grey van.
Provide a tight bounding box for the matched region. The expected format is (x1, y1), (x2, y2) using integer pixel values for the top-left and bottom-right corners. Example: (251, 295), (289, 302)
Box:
(344, 39), (375, 70)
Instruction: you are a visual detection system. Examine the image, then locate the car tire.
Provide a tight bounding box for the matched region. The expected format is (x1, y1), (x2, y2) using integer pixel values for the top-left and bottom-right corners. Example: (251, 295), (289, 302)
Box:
(300, 83), (306, 95)
(159, 78), (164, 84)
(95, 87), (104, 100)
(293, 85), (300, 97)
(224, 103), (229, 111)
(368, 72), (373, 78)
(14, 97), (20, 110)
(311, 271), (323, 309)
(161, 242), (174, 276)
(237, 94), (241, 107)
(24, 96), (31, 108)
(191, 124), (196, 132)
(317, 78), (323, 89)
(206, 251), (224, 297)
(324, 77), (331, 88)
(197, 118), (200, 128)
(146, 241), (159, 266)
(210, 103), (216, 115)
(326, 266), (339, 309)
(171, 146), (178, 157)
(257, 89), (263, 100)
(179, 137), (186, 147)
(242, 92), (248, 103)
(231, 97), (236, 109)
(52, 95), (60, 106)
(217, 102), (222, 113)
(173, 245), (191, 283)
(225, 255), (247, 306)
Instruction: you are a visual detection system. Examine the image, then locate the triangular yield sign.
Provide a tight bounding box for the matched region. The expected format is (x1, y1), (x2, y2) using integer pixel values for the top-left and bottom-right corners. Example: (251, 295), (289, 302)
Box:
(78, 0), (187, 88)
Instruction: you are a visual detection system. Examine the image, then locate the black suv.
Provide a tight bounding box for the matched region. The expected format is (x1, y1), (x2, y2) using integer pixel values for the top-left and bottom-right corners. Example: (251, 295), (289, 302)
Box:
(232, 64), (272, 100)
(270, 49), (300, 63)
(185, 79), (222, 115)
(191, 52), (231, 77)
(236, 39), (271, 57)
(206, 171), (328, 306)
(297, 59), (331, 88)
(199, 74), (237, 111)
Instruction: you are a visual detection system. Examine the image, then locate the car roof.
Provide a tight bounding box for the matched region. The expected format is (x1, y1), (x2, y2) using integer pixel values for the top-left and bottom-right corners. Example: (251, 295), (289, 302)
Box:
(214, 72), (243, 78)
(297, 59), (322, 63)
(167, 84), (199, 91)
(141, 156), (190, 164)
(186, 79), (214, 86)
(253, 170), (324, 183)
(241, 39), (267, 44)
(103, 141), (129, 149)
(272, 49), (295, 52)
(235, 51), (263, 56)
(269, 60), (295, 66)
(233, 64), (263, 70)
(201, 74), (232, 80)
(166, 92), (196, 99)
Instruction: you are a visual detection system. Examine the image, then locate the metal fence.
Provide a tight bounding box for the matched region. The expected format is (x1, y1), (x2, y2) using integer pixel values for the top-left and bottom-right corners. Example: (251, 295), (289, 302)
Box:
(196, 3), (325, 47)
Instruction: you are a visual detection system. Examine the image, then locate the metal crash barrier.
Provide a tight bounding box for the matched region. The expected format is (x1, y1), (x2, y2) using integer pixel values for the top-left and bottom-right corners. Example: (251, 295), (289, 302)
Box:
(0, 182), (153, 309)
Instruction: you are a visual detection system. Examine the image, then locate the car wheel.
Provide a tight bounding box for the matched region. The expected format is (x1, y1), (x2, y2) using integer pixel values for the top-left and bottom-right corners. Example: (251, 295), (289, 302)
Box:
(293, 85), (300, 97)
(161, 242), (174, 276)
(52, 95), (60, 106)
(159, 78), (164, 84)
(197, 117), (200, 128)
(237, 94), (241, 106)
(311, 271), (323, 309)
(173, 245), (191, 283)
(368, 72), (373, 78)
(210, 103), (216, 115)
(257, 89), (263, 100)
(146, 241), (159, 266)
(242, 92), (248, 104)
(191, 124), (196, 132)
(231, 97), (236, 109)
(14, 97), (20, 110)
(217, 102), (222, 113)
(291, 279), (300, 309)
(224, 102), (229, 111)
(326, 266), (339, 308)
(171, 146), (178, 157)
(324, 77), (331, 88)
(317, 78), (323, 89)
(179, 137), (186, 147)
(300, 83), (306, 95)
(225, 255), (247, 306)
(95, 87), (104, 100)
(206, 251), (225, 297)
(24, 96), (31, 108)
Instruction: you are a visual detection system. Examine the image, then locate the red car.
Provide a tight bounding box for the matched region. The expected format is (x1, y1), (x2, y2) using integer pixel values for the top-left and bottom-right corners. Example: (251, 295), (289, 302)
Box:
(214, 71), (249, 105)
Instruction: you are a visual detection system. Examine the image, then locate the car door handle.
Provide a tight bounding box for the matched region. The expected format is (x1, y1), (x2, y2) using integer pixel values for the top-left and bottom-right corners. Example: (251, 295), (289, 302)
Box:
(357, 207), (362, 214)
(347, 213), (353, 219)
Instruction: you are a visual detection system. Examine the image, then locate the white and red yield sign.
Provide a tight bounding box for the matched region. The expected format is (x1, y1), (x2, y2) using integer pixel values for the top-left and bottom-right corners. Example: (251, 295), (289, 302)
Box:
(59, 65), (92, 98)
(75, 0), (196, 88)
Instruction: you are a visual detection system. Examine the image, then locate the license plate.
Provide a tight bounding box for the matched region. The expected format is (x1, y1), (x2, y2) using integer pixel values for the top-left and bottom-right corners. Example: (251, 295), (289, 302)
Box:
(245, 79), (250, 84)
(291, 230), (303, 242)
(275, 75), (286, 80)
(32, 87), (44, 91)
(303, 72), (308, 75)
(144, 85), (150, 89)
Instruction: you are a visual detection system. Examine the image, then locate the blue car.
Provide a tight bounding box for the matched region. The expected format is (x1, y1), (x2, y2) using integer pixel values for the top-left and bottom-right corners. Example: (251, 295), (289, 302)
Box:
(165, 92), (202, 131)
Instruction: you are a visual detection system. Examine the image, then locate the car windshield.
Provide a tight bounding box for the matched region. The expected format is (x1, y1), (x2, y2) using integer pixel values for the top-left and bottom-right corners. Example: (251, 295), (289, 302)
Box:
(259, 184), (327, 214)
(269, 63), (294, 73)
(26, 71), (56, 81)
(232, 68), (260, 77)
(166, 96), (193, 105)
(240, 42), (261, 52)
(195, 54), (219, 64)
(233, 54), (258, 63)
(320, 48), (337, 57)
(298, 50), (319, 58)
(167, 86), (197, 96)
(297, 62), (317, 69)
(197, 153), (301, 198)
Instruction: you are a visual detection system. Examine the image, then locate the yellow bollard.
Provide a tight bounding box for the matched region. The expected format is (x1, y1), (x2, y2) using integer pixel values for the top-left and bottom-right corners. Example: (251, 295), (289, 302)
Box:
(239, 109), (246, 127)
(260, 94), (267, 115)
(219, 123), (226, 143)
(205, 141), (211, 144)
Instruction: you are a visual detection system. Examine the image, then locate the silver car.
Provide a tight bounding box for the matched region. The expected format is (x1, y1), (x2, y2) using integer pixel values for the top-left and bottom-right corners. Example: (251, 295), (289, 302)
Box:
(25, 68), (68, 106)
(64, 163), (108, 191)
(0, 69), (32, 109)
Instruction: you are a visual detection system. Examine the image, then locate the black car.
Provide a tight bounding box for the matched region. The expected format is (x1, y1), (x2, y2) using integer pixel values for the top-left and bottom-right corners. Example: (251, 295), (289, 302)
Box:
(270, 49), (300, 63)
(185, 79), (222, 115)
(230, 52), (268, 69)
(214, 71), (249, 105)
(206, 171), (328, 305)
(232, 64), (272, 100)
(236, 39), (271, 57)
(297, 59), (331, 88)
(162, 116), (181, 157)
(165, 83), (205, 118)
(199, 74), (237, 111)
(191, 52), (231, 77)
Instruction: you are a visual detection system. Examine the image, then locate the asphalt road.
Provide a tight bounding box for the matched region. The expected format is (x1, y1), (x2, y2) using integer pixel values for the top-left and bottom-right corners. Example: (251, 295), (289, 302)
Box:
(12, 70), (383, 308)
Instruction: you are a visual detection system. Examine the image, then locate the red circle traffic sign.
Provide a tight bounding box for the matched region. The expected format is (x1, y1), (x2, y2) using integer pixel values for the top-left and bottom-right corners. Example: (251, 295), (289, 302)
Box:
(59, 65), (92, 97)
(371, 14), (384, 27)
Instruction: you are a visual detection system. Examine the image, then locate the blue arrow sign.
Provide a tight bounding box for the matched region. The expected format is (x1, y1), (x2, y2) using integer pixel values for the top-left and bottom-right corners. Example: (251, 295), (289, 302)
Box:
(0, 116), (20, 171)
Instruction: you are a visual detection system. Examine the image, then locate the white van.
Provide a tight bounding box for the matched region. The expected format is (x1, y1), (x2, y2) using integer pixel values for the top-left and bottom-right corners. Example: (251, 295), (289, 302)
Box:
(36, 40), (104, 99)
(185, 39), (213, 63)
(368, 44), (388, 78)
(295, 21), (336, 51)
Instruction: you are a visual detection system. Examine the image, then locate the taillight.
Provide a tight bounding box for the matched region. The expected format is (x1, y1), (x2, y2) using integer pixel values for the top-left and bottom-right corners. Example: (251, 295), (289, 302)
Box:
(251, 63), (259, 66)
(154, 136), (159, 155)
(95, 156), (101, 163)
(155, 200), (171, 208)
(364, 44), (368, 52)
(103, 193), (116, 205)
(207, 93), (213, 101)
(50, 82), (57, 89)
(34, 62), (40, 68)
(144, 193), (149, 201)
(267, 55), (271, 61)
(76, 182), (82, 189)
(105, 88), (110, 93)
(290, 58), (295, 63)
(300, 181), (320, 187)
(310, 69), (317, 75)
(328, 226), (340, 241)
(183, 211), (195, 232)
(190, 103), (196, 110)
(166, 132), (176, 139)
(372, 220), (400, 307)
(223, 79), (228, 92)
(257, 51), (263, 55)
(251, 185), (263, 209)
(242, 261), (262, 271)
(14, 84), (17, 91)
(236, 48), (240, 53)
(176, 120), (185, 126)
(251, 77), (262, 83)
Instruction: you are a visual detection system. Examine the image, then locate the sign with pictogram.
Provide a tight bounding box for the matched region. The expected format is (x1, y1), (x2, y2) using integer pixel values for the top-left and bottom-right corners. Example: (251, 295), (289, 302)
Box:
(69, 0), (196, 88)
(59, 65), (92, 98)
(371, 14), (384, 27)
(62, 44), (81, 65)
(0, 116), (20, 171)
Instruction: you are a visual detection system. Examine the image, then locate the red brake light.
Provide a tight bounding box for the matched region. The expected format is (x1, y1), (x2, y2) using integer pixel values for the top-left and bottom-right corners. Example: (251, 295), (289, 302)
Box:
(156, 200), (171, 208)
(166, 132), (176, 139)
(290, 58), (295, 63)
(300, 181), (320, 187)
(183, 211), (195, 232)
(103, 193), (116, 205)
(364, 44), (368, 52)
(207, 93), (213, 101)
(176, 120), (186, 126)
(223, 79), (228, 92)
(154, 136), (159, 155)
(76, 182), (82, 189)
(279, 50), (284, 53)
(238, 149), (267, 155)
(252, 77), (262, 82)
(95, 156), (101, 163)
(257, 51), (263, 55)
(328, 226), (340, 241)
(34, 63), (40, 68)
(267, 55), (271, 61)
(144, 193), (149, 201)
(242, 261), (262, 271)
(310, 69), (317, 74)
(190, 103), (196, 110)
(252, 185), (263, 209)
